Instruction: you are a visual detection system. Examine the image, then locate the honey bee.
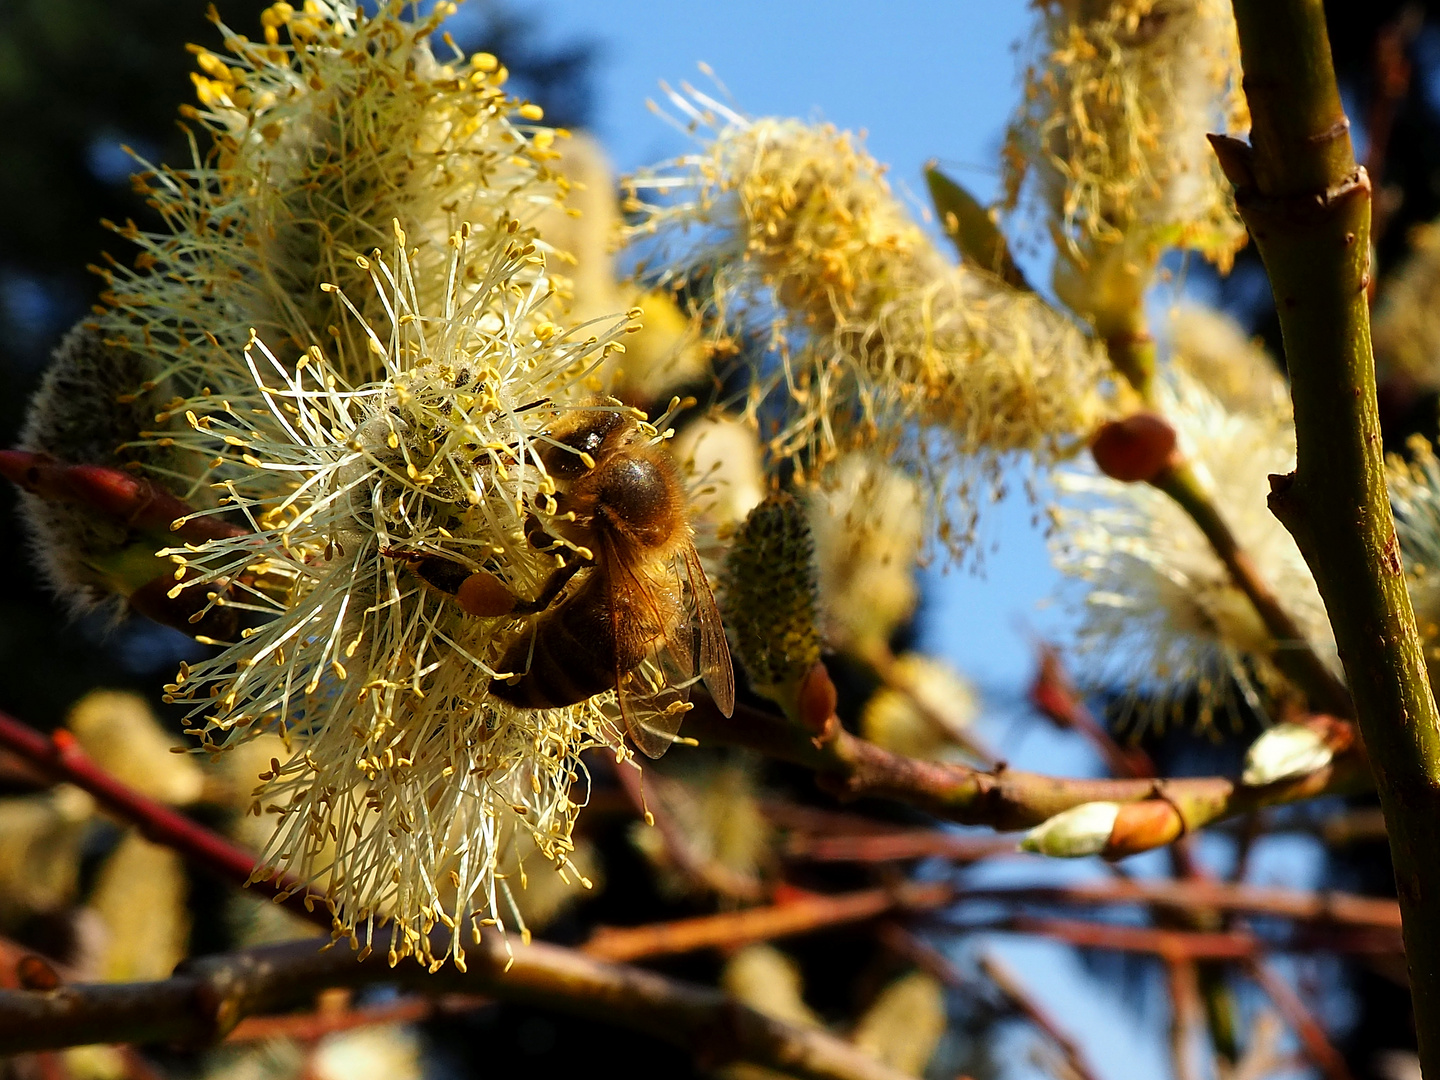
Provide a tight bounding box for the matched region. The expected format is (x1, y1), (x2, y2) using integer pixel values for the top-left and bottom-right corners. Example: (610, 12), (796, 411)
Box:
(484, 407), (735, 757)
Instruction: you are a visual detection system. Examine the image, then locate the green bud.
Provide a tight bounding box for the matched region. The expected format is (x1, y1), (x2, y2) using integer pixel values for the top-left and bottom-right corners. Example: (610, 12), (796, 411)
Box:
(1020, 801), (1120, 858)
(720, 493), (821, 708)
(1241, 723), (1333, 787)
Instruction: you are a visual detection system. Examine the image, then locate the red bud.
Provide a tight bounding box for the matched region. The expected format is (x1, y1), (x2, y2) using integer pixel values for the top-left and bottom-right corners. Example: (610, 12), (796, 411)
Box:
(0, 449), (244, 544)
(1090, 413), (1180, 483)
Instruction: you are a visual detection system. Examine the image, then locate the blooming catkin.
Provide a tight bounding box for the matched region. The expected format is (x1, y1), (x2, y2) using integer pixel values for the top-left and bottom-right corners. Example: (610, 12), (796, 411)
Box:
(157, 229), (632, 967)
(628, 107), (1111, 551)
(1005, 0), (1248, 325)
(1389, 437), (1440, 690)
(22, 1), (666, 968)
(96, 0), (567, 403)
(1053, 367), (1335, 733)
(1373, 220), (1440, 391)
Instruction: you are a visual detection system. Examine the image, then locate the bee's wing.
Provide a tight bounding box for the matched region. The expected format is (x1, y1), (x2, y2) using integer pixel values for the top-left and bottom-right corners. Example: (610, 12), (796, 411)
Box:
(617, 653), (694, 759)
(603, 535), (696, 759)
(680, 543), (734, 717)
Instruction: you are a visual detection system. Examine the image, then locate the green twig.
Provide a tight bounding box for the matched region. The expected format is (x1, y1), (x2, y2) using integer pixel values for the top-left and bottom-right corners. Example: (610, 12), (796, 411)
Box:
(1153, 463), (1353, 718)
(1217, 0), (1440, 1067)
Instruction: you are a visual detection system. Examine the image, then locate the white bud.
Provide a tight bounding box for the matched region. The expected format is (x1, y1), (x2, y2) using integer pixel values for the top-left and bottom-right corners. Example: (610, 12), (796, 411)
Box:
(1020, 801), (1120, 858)
(1241, 723), (1333, 787)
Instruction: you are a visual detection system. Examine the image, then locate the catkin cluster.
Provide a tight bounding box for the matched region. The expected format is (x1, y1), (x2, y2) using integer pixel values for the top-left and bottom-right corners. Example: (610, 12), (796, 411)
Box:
(629, 106), (1112, 552)
(22, 1), (650, 967)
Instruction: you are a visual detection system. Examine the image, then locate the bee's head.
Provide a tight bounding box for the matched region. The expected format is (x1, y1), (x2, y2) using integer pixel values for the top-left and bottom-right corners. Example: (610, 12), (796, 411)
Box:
(540, 409), (626, 481)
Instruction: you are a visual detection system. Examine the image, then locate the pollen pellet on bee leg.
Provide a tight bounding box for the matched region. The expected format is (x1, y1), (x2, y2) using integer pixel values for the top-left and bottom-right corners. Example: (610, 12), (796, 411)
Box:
(456, 571), (517, 617)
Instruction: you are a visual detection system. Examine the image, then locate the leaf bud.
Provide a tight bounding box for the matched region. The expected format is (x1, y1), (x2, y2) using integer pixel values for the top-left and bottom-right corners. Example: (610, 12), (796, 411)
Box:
(1090, 412), (1180, 483)
(1020, 801), (1121, 858)
(1241, 721), (1334, 787)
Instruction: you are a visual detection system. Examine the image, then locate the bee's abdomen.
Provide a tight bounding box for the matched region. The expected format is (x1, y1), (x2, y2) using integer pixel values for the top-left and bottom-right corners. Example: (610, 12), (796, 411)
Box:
(490, 575), (635, 710)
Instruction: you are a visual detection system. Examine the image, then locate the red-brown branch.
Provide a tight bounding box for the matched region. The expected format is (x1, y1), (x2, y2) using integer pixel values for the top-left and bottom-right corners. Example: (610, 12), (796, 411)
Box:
(954, 879), (1400, 932)
(584, 882), (952, 963)
(611, 758), (764, 901)
(1005, 917), (1261, 961)
(1030, 644), (1156, 778)
(227, 997), (454, 1042)
(978, 951), (1103, 1080)
(0, 450), (244, 545)
(686, 698), (1371, 846)
(0, 711), (330, 931)
(1244, 959), (1353, 1080)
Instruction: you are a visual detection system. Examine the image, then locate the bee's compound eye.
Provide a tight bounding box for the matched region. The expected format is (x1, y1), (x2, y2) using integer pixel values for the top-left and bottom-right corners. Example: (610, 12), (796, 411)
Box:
(543, 412), (623, 477)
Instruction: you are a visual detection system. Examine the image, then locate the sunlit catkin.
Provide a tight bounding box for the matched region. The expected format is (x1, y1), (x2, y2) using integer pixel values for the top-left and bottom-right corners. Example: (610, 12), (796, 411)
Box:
(1005, 0), (1248, 329)
(97, 0), (566, 400)
(1053, 368), (1335, 733)
(1389, 436), (1440, 691)
(155, 229), (631, 968)
(1374, 220), (1440, 392)
(629, 104), (1110, 550)
(40, 0), (651, 968)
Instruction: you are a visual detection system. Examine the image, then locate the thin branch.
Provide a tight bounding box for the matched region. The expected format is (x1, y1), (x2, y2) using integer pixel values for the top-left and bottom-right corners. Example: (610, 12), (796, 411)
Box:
(1029, 645), (1155, 779)
(977, 951), (1103, 1080)
(1164, 957), (1204, 1080)
(783, 829), (1019, 864)
(1151, 464), (1354, 718)
(0, 934), (913, 1080)
(952, 879), (1401, 932)
(0, 451), (246, 545)
(227, 997), (454, 1042)
(583, 882), (952, 963)
(611, 757), (764, 902)
(999, 916), (1260, 961)
(0, 710), (332, 932)
(952, 915), (1401, 961)
(1220, 0), (1440, 1065)
(1243, 959), (1353, 1080)
(857, 640), (999, 767)
(685, 697), (1371, 848)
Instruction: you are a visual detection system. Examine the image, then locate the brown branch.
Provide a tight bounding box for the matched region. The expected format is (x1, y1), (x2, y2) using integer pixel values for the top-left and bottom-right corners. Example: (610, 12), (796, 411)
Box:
(0, 450), (244, 545)
(1030, 645), (1155, 779)
(1003, 916), (1259, 961)
(227, 997), (452, 1042)
(686, 698), (1371, 849)
(0, 934), (913, 1080)
(953, 879), (1400, 932)
(583, 882), (952, 963)
(978, 951), (1103, 1080)
(1243, 959), (1353, 1080)
(0, 710), (332, 932)
(611, 758), (764, 902)
(1164, 957), (1204, 1080)
(1152, 464), (1355, 719)
(784, 829), (1019, 864)
(858, 641), (999, 767)
(962, 915), (1400, 961)
(1364, 5), (1422, 243)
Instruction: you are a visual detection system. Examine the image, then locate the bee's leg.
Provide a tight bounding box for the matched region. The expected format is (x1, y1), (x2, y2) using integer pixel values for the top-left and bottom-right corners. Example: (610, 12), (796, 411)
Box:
(522, 508), (558, 553)
(512, 554), (589, 615)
